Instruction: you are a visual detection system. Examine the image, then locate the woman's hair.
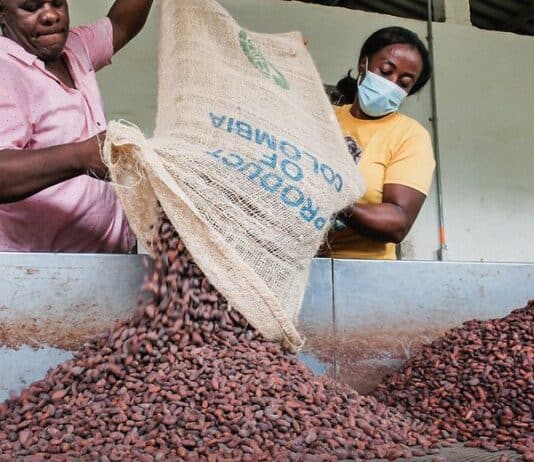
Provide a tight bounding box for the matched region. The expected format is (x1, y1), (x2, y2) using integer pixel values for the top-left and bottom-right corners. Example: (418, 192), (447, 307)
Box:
(333, 26), (432, 105)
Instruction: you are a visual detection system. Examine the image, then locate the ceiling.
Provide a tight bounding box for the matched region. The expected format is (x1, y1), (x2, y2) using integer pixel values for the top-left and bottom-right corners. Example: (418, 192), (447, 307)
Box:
(292, 0), (534, 36)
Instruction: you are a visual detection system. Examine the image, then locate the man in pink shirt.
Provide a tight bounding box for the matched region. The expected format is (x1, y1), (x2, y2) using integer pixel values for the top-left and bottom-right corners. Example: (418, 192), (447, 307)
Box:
(0, 0), (154, 253)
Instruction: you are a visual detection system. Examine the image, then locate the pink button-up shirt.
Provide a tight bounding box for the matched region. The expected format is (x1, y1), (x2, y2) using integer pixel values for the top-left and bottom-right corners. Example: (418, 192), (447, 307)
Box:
(0, 18), (134, 253)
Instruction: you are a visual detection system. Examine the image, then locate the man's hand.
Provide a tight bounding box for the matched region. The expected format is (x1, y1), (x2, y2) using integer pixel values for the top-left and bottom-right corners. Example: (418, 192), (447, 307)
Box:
(79, 132), (109, 180)
(0, 133), (110, 204)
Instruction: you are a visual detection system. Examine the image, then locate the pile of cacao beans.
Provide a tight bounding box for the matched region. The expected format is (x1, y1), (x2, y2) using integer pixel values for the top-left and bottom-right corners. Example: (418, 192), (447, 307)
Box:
(373, 302), (533, 461)
(0, 210), (531, 461)
(0, 212), (440, 461)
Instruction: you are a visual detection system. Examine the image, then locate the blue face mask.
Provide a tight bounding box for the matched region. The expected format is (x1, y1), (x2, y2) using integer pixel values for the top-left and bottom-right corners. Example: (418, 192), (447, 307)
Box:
(357, 61), (408, 117)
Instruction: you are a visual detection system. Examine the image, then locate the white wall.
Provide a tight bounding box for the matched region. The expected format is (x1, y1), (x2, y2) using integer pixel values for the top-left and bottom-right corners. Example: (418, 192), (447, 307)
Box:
(70, 2), (159, 134)
(70, 0), (534, 262)
(432, 23), (534, 262)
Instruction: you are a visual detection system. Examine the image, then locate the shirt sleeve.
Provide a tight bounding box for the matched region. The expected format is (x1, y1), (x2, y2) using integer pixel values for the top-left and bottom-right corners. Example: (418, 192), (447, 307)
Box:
(0, 84), (32, 150)
(384, 124), (436, 195)
(69, 17), (114, 72)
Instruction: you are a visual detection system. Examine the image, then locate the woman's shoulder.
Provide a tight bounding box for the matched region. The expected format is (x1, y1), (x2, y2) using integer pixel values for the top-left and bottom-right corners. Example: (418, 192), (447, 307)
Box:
(333, 104), (351, 117)
(393, 113), (431, 139)
(381, 113), (435, 166)
(333, 104), (357, 130)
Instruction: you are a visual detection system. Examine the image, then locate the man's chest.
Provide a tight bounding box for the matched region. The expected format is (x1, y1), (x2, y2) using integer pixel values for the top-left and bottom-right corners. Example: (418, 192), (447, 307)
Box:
(22, 56), (107, 147)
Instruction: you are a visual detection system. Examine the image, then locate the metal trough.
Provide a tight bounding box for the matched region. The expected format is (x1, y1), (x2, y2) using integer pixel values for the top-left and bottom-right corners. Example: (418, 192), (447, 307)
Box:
(1, 253), (533, 403)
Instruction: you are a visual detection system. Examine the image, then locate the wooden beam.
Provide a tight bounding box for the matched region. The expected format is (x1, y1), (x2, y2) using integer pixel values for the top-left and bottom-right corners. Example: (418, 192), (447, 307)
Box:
(502, 4), (534, 32)
(442, 0), (471, 25)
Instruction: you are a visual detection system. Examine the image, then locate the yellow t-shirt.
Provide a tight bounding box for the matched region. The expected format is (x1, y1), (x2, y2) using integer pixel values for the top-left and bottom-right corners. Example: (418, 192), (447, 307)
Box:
(322, 105), (435, 260)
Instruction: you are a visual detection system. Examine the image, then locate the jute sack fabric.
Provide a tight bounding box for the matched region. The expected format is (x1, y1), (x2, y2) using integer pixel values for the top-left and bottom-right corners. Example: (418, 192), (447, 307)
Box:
(103, 0), (365, 350)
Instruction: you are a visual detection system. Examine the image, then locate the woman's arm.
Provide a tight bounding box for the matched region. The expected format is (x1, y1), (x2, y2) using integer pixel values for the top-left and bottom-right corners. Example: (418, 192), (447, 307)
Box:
(337, 183), (427, 244)
(107, 0), (154, 53)
(0, 135), (106, 204)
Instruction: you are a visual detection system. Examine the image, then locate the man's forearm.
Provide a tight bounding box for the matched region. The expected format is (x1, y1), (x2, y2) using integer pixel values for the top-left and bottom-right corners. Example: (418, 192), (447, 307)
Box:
(108, 0), (154, 53)
(0, 141), (94, 204)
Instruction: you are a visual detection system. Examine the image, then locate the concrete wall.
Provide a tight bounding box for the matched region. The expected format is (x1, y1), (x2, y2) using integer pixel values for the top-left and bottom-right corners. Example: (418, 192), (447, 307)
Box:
(432, 23), (534, 262)
(70, 2), (159, 134)
(70, 1), (534, 262)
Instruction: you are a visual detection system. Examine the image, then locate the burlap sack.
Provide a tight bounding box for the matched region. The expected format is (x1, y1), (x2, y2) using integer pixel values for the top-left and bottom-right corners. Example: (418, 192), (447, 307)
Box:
(103, 0), (364, 350)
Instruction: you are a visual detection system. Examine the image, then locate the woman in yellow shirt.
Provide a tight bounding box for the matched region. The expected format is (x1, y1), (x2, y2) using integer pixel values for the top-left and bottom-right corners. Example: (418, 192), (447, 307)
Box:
(321, 27), (436, 260)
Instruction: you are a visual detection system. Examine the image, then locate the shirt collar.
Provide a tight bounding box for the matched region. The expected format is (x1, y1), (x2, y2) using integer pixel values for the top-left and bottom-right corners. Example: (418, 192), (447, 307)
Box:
(0, 36), (67, 70)
(0, 36), (40, 66)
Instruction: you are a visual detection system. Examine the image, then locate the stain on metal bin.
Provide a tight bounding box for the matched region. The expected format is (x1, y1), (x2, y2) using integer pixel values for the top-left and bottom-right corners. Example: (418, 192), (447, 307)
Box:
(0, 303), (134, 350)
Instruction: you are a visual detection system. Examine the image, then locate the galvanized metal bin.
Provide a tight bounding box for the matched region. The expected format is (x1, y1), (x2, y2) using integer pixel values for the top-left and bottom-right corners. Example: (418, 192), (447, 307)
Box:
(1, 253), (533, 403)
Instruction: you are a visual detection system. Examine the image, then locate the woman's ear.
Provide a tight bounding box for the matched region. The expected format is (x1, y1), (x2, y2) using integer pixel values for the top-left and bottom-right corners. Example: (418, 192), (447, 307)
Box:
(357, 56), (367, 78)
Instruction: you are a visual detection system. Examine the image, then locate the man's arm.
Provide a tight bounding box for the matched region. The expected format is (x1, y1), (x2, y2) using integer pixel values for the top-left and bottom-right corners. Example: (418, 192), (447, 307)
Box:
(107, 0), (154, 53)
(0, 135), (106, 204)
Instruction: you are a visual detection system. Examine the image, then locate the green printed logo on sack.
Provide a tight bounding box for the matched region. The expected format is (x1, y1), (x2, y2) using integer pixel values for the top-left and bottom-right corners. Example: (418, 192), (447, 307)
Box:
(239, 30), (289, 90)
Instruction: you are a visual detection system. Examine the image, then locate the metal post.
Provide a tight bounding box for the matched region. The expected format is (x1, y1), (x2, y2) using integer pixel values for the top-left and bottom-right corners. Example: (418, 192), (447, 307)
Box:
(427, 0), (448, 261)
(330, 258), (338, 382)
